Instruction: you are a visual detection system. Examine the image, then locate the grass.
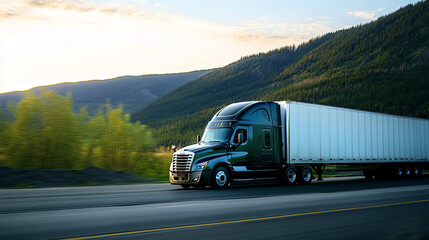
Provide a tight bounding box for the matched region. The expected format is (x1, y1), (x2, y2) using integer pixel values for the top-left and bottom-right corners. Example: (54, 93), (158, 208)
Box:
(139, 152), (173, 182)
(320, 165), (363, 178)
(0, 147), (6, 163)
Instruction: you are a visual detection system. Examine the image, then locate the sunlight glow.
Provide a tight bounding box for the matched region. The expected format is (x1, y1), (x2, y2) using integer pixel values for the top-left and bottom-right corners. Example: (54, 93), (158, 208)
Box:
(1, 0), (382, 93)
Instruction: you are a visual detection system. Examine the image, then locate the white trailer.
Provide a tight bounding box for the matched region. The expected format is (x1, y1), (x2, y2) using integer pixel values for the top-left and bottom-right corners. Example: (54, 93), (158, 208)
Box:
(278, 101), (429, 179)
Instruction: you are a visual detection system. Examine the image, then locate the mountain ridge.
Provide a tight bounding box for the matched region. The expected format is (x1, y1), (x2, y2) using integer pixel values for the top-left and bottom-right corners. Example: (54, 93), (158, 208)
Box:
(0, 69), (212, 114)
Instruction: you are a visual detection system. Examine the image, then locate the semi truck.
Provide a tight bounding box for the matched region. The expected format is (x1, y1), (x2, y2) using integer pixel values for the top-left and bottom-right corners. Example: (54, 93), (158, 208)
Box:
(169, 101), (429, 188)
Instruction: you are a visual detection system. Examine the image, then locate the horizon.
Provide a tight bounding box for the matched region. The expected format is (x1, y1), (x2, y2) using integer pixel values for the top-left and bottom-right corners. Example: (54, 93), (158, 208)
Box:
(0, 0), (420, 94)
(0, 68), (212, 94)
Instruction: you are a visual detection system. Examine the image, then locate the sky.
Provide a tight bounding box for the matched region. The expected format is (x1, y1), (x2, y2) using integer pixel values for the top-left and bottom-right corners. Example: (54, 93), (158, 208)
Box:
(0, 0), (421, 93)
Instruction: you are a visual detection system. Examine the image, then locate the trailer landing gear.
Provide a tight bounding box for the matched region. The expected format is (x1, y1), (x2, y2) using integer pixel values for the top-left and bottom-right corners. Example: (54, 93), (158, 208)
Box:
(312, 165), (326, 181)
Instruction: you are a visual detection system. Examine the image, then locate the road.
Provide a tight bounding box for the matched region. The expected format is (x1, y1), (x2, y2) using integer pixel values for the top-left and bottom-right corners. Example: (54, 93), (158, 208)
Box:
(1, 176), (429, 240)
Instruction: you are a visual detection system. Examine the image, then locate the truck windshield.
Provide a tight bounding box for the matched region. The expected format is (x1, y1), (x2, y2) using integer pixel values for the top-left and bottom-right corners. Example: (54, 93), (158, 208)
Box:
(201, 128), (233, 143)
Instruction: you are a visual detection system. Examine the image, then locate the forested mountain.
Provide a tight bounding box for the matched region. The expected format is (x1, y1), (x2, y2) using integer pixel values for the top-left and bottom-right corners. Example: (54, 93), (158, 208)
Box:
(132, 1), (429, 146)
(0, 70), (211, 114)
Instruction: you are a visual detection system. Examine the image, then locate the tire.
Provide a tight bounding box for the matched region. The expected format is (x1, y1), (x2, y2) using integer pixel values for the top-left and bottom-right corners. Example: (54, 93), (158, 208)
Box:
(405, 166), (411, 177)
(395, 166), (404, 178)
(282, 166), (297, 185)
(180, 185), (191, 189)
(298, 166), (313, 185)
(211, 166), (230, 189)
(412, 165), (421, 177)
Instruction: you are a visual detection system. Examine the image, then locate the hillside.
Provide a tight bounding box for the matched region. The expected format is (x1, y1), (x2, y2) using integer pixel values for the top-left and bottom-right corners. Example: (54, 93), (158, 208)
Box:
(132, 1), (429, 146)
(0, 70), (211, 114)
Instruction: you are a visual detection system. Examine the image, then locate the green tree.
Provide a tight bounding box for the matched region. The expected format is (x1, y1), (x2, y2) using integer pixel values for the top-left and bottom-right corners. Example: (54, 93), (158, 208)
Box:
(5, 90), (81, 169)
(83, 104), (154, 173)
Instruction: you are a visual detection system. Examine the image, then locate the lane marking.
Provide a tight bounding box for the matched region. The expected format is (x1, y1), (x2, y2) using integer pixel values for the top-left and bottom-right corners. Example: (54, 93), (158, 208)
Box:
(63, 198), (429, 240)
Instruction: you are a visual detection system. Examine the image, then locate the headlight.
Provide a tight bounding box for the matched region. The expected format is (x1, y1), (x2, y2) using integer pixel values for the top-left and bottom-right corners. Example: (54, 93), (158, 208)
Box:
(194, 161), (208, 171)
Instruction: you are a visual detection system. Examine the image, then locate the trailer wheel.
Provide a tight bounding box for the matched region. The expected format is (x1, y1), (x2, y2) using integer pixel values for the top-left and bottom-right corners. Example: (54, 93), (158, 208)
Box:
(412, 166), (421, 177)
(298, 166), (313, 185)
(405, 166), (411, 177)
(211, 166), (230, 189)
(395, 166), (404, 178)
(282, 166), (297, 185)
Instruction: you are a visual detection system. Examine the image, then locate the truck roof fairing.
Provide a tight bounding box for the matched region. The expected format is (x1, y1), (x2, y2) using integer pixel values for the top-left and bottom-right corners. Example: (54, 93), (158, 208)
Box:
(212, 101), (267, 121)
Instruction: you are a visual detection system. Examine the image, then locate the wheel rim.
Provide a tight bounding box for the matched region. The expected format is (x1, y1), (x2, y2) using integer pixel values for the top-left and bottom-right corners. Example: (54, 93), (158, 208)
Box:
(405, 166), (411, 176)
(302, 169), (312, 182)
(287, 169), (297, 183)
(215, 170), (227, 187)
(397, 167), (403, 176)
(414, 166), (420, 175)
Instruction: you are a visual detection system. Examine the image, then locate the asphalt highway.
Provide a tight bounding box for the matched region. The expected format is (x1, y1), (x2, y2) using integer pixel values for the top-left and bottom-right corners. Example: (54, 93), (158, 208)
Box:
(1, 176), (429, 240)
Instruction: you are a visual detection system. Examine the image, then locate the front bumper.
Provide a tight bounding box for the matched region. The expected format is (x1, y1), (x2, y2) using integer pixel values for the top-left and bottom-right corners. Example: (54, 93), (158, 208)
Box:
(169, 170), (211, 185)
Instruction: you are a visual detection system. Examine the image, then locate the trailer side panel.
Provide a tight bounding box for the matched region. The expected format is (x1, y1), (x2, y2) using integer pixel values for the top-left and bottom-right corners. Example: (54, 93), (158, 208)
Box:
(278, 101), (429, 164)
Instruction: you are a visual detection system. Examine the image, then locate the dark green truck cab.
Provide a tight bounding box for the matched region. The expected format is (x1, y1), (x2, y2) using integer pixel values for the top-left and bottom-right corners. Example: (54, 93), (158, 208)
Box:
(169, 101), (285, 188)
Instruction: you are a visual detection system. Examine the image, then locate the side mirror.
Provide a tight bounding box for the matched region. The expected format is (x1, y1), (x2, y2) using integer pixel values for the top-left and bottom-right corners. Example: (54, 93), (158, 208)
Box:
(237, 133), (244, 144)
(172, 145), (177, 152)
(197, 135), (201, 143)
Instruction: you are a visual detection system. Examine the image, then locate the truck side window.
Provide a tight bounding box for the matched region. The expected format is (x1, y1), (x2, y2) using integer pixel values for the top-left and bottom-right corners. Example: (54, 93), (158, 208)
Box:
(264, 132), (271, 148)
(233, 129), (247, 144)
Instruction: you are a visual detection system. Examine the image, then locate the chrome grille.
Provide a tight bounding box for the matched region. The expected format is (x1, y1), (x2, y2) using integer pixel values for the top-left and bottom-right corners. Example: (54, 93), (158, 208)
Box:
(172, 153), (193, 172)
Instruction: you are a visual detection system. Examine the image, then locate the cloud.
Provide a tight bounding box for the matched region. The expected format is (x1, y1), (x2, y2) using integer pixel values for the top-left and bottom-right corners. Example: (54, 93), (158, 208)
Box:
(0, 0), (163, 21)
(347, 8), (383, 20)
(239, 18), (333, 41)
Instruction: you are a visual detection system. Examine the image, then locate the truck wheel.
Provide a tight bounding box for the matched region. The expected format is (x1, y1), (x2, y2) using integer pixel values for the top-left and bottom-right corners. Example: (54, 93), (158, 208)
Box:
(298, 166), (313, 185)
(180, 185), (190, 189)
(282, 166), (297, 185)
(211, 166), (230, 189)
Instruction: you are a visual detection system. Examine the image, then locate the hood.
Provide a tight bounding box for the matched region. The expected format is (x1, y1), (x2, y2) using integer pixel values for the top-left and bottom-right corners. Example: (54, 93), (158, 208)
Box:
(178, 142), (227, 153)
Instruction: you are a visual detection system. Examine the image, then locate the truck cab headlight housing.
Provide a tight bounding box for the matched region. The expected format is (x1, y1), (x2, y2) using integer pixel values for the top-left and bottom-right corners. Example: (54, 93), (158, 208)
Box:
(194, 162), (208, 171)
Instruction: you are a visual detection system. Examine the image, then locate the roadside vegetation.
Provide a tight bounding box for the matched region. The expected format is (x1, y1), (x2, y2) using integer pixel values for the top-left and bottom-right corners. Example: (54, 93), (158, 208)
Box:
(0, 90), (170, 181)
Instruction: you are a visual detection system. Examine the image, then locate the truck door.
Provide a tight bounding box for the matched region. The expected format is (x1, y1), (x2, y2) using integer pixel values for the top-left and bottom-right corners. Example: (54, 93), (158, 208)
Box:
(261, 129), (273, 163)
(228, 127), (249, 165)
